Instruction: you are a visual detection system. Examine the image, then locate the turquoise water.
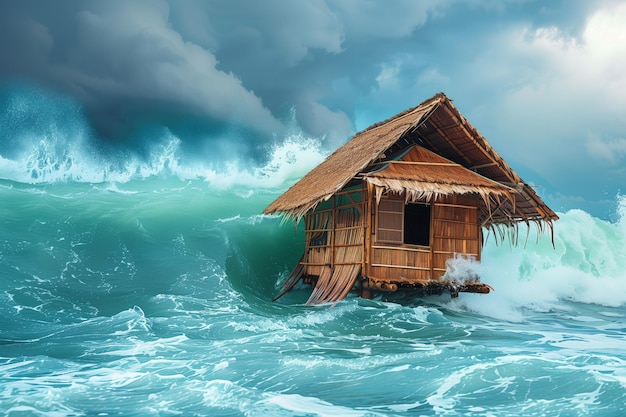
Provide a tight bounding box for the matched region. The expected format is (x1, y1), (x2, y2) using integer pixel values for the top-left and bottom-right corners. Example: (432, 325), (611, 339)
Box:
(1, 175), (625, 416)
(1, 88), (625, 416)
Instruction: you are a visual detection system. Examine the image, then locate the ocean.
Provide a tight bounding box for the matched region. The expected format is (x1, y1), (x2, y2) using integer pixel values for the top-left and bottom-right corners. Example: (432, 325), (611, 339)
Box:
(1, 89), (625, 416)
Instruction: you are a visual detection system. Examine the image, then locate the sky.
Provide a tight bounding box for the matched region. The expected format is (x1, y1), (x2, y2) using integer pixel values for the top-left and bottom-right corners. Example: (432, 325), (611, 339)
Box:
(0, 0), (625, 219)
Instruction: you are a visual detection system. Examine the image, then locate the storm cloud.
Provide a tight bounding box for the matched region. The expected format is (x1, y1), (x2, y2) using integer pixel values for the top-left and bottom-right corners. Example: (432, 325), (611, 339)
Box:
(0, 0), (625, 217)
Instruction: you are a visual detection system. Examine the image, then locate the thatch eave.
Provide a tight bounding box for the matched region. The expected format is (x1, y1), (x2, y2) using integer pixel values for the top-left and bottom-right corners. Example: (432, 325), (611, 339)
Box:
(266, 191), (336, 221)
(264, 93), (558, 228)
(363, 176), (514, 202)
(263, 95), (444, 218)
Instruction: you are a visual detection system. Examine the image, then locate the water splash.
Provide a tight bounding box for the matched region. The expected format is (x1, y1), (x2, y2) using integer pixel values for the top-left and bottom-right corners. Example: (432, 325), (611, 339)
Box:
(0, 129), (327, 188)
(451, 195), (626, 319)
(441, 255), (481, 284)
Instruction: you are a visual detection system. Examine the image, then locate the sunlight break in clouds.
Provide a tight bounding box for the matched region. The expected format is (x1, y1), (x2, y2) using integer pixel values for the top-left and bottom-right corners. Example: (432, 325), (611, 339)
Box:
(499, 2), (626, 142)
(467, 1), (626, 212)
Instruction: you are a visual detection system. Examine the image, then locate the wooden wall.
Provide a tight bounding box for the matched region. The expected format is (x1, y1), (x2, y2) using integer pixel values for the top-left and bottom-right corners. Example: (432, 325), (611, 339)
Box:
(301, 188), (364, 276)
(431, 195), (480, 276)
(299, 188), (482, 285)
(369, 193), (480, 283)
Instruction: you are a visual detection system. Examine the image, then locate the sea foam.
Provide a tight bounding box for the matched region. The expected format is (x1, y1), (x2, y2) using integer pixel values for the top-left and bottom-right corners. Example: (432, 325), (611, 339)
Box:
(451, 195), (626, 318)
(0, 132), (326, 188)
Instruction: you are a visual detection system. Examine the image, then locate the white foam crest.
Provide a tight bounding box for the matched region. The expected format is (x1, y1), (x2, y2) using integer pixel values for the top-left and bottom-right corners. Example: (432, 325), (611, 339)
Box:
(262, 393), (378, 417)
(198, 134), (326, 190)
(225, 303), (357, 335)
(94, 334), (190, 357)
(0, 131), (102, 183)
(453, 195), (626, 319)
(427, 354), (562, 414)
(0, 128), (327, 192)
(441, 255), (481, 283)
(201, 379), (257, 412)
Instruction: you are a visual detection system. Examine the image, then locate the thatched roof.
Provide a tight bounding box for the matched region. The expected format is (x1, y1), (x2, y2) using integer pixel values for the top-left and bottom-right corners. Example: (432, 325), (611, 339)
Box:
(364, 145), (514, 203)
(265, 93), (558, 230)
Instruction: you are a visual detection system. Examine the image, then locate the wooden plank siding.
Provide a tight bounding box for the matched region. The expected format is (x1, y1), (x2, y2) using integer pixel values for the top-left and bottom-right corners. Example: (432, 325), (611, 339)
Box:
(432, 195), (480, 274)
(302, 190), (481, 284)
(369, 193), (481, 283)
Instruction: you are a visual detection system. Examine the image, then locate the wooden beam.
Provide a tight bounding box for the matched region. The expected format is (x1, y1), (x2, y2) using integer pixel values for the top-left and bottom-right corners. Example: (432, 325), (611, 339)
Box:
(344, 192), (363, 217)
(331, 196), (336, 267)
(371, 263), (432, 271)
(372, 245), (430, 253)
(362, 182), (369, 277)
(435, 202), (478, 210)
(372, 160), (460, 167)
(469, 162), (497, 170)
(430, 196), (436, 280)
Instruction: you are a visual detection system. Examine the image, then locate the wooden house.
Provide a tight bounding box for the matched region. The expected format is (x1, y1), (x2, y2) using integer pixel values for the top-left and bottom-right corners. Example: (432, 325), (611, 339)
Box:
(264, 93), (558, 305)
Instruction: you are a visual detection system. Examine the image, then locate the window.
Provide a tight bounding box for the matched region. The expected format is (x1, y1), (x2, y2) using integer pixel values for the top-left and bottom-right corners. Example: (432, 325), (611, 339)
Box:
(376, 199), (404, 243)
(404, 203), (431, 246)
(376, 198), (431, 246)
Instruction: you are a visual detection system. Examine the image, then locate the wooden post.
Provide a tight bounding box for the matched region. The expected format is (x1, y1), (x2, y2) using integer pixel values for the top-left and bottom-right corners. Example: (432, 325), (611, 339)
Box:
(477, 197), (482, 261)
(361, 286), (373, 299)
(365, 182), (375, 280)
(429, 195), (436, 280)
(331, 195), (336, 267)
(361, 182), (367, 275)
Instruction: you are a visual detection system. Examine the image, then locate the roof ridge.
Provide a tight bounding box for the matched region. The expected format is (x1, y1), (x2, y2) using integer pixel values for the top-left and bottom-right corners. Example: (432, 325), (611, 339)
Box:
(360, 92), (446, 134)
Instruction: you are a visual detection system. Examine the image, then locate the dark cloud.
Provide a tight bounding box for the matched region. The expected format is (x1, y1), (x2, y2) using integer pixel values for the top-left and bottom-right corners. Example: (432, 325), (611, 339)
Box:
(0, 0), (446, 144)
(0, 0), (283, 142)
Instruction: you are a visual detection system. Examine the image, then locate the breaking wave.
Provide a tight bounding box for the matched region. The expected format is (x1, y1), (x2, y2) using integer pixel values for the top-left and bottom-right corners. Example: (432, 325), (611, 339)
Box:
(0, 84), (326, 188)
(0, 132), (326, 189)
(448, 195), (626, 320)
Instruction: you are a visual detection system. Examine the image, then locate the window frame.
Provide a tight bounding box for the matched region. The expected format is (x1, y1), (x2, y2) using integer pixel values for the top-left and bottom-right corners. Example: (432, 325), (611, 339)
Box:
(375, 197), (432, 247)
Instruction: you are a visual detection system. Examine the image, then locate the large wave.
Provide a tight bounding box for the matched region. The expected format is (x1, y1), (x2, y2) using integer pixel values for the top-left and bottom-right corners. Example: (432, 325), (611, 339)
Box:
(0, 84), (326, 187)
(449, 196), (626, 319)
(2, 83), (625, 318)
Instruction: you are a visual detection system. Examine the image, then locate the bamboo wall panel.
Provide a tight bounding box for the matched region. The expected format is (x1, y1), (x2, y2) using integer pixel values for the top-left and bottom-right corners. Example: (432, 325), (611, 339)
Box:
(303, 210), (332, 276)
(306, 203), (364, 304)
(434, 205), (478, 223)
(378, 228), (402, 243)
(376, 199), (403, 243)
(304, 247), (331, 276)
(443, 195), (477, 206)
(433, 221), (478, 240)
(432, 195), (480, 274)
(370, 245), (431, 283)
(299, 189), (366, 304)
(379, 199), (404, 212)
(371, 247), (430, 267)
(367, 192), (483, 284)
(369, 265), (431, 282)
(433, 251), (478, 269)
(433, 238), (479, 254)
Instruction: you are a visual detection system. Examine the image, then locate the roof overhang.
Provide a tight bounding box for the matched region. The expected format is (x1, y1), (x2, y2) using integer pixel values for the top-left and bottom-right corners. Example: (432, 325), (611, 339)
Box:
(264, 93), (558, 233)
